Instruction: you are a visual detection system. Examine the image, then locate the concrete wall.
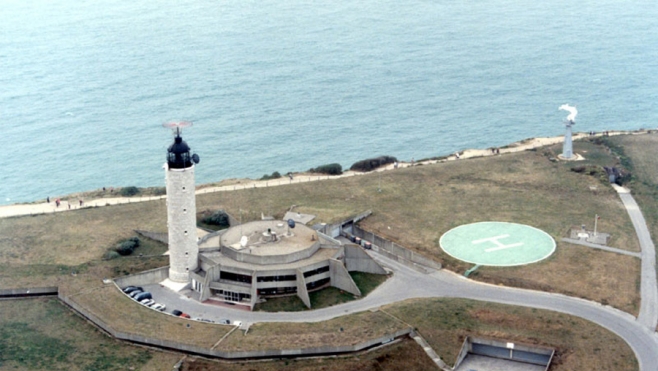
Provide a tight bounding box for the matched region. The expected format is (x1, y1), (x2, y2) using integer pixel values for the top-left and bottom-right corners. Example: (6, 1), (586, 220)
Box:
(114, 266), (169, 288)
(353, 226), (441, 272)
(329, 259), (361, 296)
(457, 337), (554, 369)
(296, 269), (311, 308)
(344, 245), (387, 274)
(59, 289), (412, 360)
(135, 230), (168, 244)
(0, 286), (58, 297)
(197, 229), (227, 246)
(221, 241), (321, 265)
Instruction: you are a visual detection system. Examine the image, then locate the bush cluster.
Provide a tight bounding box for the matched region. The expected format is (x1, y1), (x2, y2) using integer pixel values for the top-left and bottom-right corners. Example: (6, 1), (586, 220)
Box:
(202, 210), (230, 227)
(114, 237), (140, 256)
(119, 186), (140, 197)
(260, 171), (282, 180)
(350, 156), (397, 172)
(309, 163), (343, 175)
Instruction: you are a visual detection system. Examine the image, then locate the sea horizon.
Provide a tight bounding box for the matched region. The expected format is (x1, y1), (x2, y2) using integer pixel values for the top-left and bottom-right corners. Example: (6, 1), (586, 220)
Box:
(1, 0), (656, 205)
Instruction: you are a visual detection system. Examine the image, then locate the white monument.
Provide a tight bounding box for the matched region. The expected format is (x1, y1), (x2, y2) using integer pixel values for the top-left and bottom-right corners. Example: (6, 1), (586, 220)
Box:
(559, 104), (578, 160)
(163, 122), (200, 283)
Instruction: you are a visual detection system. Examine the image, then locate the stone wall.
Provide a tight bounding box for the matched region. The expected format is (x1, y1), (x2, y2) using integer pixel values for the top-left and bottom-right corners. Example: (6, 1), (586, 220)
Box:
(353, 226), (441, 273)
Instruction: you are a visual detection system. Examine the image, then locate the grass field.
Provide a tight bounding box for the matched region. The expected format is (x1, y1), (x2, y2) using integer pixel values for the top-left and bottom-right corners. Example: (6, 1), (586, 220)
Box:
(385, 298), (638, 371)
(0, 296), (637, 371)
(184, 297), (637, 371)
(0, 134), (651, 370)
(0, 298), (180, 371)
(182, 338), (435, 371)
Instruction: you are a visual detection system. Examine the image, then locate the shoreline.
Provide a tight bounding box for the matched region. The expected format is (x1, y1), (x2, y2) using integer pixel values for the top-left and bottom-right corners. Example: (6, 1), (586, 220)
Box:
(0, 129), (645, 219)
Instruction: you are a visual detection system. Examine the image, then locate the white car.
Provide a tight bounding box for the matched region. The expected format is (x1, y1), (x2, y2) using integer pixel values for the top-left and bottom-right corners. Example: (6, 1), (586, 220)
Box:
(140, 298), (155, 306)
(152, 303), (166, 311)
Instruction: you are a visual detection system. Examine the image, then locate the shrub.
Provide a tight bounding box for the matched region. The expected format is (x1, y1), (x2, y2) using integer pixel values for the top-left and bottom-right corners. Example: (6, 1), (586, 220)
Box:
(350, 156), (397, 172)
(114, 237), (140, 256)
(104, 251), (121, 260)
(310, 163), (343, 175)
(119, 186), (140, 197)
(202, 209), (230, 227)
(260, 171), (282, 180)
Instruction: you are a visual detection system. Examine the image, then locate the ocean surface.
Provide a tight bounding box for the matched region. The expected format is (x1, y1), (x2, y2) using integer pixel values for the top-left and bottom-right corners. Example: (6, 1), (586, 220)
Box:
(1, 0), (657, 205)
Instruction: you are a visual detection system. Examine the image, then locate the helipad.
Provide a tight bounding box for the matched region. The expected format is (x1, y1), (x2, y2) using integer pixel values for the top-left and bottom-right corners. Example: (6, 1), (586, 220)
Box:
(439, 222), (556, 266)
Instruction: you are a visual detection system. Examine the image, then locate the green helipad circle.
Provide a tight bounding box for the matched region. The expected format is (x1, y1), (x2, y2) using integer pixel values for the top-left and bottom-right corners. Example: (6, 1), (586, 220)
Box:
(439, 222), (555, 266)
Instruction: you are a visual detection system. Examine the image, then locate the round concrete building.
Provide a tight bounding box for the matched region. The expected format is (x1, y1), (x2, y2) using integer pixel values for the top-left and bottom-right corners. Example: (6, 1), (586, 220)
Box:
(164, 127), (199, 283)
(190, 219), (387, 310)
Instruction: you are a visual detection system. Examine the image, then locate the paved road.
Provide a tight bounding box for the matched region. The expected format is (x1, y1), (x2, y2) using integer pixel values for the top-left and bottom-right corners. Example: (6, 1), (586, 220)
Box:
(613, 186), (658, 330)
(140, 250), (658, 370)
(136, 187), (658, 371)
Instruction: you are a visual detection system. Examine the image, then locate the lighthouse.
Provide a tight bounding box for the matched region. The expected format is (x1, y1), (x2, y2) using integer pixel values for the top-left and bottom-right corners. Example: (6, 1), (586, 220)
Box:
(164, 122), (200, 283)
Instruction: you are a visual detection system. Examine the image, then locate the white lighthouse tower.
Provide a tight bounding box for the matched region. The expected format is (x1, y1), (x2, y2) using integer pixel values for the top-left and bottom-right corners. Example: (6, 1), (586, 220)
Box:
(163, 122), (200, 283)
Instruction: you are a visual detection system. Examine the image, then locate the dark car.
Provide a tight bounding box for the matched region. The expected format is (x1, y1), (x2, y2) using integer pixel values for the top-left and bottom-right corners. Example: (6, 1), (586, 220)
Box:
(129, 290), (144, 298)
(123, 286), (142, 294)
(172, 309), (183, 316)
(134, 292), (152, 301)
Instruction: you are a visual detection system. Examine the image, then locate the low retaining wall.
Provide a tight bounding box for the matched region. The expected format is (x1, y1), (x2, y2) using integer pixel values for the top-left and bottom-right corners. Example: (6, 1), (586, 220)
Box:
(59, 288), (412, 359)
(352, 226), (441, 273)
(135, 230), (168, 244)
(113, 266), (169, 288)
(0, 286), (58, 298)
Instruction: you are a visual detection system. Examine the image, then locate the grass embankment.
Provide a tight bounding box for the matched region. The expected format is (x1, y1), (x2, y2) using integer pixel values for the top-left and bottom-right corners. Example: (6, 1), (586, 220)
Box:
(0, 138), (642, 311)
(0, 298), (181, 371)
(193, 140), (640, 313)
(184, 297), (637, 371)
(0, 296), (637, 371)
(183, 339), (434, 371)
(61, 282), (233, 349)
(218, 310), (405, 352)
(0, 135), (648, 370)
(606, 133), (658, 330)
(255, 272), (388, 312)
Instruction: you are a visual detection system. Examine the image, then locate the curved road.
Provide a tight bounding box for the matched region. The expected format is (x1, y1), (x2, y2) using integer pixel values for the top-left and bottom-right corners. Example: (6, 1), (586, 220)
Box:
(145, 188), (658, 371)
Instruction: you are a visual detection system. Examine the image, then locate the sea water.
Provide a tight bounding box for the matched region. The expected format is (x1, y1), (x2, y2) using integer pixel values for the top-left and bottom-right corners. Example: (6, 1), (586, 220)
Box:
(1, 0), (656, 205)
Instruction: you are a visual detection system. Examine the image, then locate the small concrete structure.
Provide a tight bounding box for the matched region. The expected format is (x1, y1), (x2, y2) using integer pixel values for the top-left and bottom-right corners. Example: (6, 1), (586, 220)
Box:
(454, 337), (554, 371)
(188, 219), (386, 310)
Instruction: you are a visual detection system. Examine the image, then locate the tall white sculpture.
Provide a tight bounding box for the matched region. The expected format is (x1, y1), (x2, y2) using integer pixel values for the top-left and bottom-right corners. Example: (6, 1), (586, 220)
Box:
(559, 104), (578, 159)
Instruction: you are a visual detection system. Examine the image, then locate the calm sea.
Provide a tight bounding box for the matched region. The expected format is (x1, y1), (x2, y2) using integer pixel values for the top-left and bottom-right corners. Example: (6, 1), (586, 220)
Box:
(1, 0), (656, 205)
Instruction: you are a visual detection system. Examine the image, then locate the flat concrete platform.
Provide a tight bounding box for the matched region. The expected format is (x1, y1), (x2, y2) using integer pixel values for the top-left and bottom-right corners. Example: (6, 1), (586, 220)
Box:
(455, 354), (545, 371)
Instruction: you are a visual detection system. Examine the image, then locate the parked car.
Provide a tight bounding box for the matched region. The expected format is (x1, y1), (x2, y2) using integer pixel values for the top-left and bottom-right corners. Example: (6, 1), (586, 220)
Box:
(122, 286), (139, 293)
(152, 303), (166, 311)
(172, 309), (183, 316)
(140, 298), (155, 307)
(218, 319), (230, 325)
(134, 292), (152, 301)
(233, 321), (242, 327)
(179, 313), (191, 319)
(129, 290), (144, 298)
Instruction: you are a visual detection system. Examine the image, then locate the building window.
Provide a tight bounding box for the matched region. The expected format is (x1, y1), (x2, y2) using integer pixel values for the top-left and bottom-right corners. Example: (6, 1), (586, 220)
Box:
(303, 265), (330, 278)
(220, 271), (252, 284)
